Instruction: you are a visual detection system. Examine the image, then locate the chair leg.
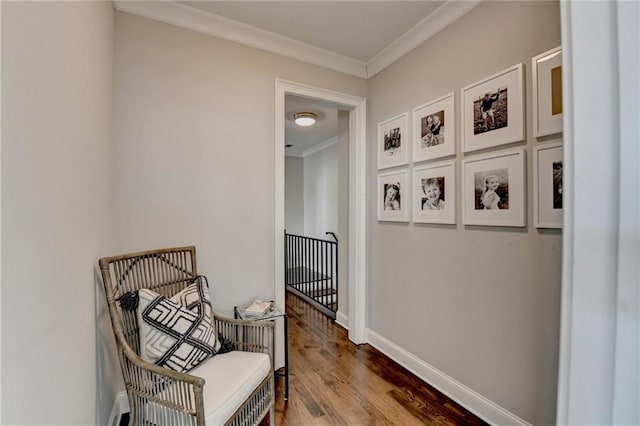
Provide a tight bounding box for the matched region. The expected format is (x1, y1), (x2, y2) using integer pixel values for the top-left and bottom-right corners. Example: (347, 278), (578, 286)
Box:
(269, 406), (275, 426)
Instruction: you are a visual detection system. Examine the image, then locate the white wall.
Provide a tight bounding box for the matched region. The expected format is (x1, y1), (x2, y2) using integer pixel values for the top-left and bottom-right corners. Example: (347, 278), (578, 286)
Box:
(1, 1), (116, 424)
(367, 2), (561, 424)
(304, 141), (338, 239)
(285, 156), (304, 235)
(113, 11), (366, 314)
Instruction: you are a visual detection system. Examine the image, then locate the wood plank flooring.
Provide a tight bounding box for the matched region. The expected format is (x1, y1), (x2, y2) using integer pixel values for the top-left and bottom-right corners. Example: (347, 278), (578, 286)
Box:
(269, 292), (488, 425)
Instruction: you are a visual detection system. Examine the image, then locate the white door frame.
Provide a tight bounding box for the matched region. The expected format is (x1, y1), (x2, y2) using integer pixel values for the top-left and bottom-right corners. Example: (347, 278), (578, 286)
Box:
(274, 79), (367, 344)
(557, 1), (640, 424)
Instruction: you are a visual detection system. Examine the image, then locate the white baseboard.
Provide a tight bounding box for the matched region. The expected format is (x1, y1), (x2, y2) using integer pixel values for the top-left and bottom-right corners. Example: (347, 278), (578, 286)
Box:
(108, 391), (129, 426)
(366, 329), (532, 426)
(335, 311), (349, 330)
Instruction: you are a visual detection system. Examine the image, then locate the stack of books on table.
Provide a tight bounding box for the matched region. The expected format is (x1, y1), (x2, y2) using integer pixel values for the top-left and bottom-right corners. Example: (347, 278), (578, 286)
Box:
(244, 300), (272, 317)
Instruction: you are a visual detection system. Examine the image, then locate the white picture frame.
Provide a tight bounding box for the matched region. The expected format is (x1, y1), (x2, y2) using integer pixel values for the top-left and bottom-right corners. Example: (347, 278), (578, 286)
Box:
(462, 148), (526, 227)
(377, 169), (410, 222)
(533, 46), (563, 137)
(533, 141), (563, 228)
(461, 63), (525, 153)
(377, 113), (409, 169)
(412, 93), (455, 163)
(412, 161), (456, 224)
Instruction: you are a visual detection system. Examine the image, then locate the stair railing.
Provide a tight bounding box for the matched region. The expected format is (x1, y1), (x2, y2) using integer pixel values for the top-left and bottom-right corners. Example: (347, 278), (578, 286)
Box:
(284, 231), (338, 319)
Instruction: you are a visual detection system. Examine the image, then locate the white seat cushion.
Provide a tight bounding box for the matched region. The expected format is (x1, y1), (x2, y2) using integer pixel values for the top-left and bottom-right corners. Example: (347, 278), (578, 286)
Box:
(197, 351), (271, 425)
(146, 351), (271, 425)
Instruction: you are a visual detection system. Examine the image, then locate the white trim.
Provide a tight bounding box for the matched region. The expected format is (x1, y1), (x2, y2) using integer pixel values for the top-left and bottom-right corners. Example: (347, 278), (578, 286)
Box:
(335, 311), (349, 330)
(612, 2), (640, 423)
(114, 1), (367, 79)
(302, 136), (338, 158)
(114, 1), (481, 80)
(366, 0), (482, 78)
(108, 391), (128, 426)
(275, 79), (367, 345)
(557, 2), (640, 424)
(348, 97), (368, 344)
(556, 4), (574, 423)
(366, 329), (532, 426)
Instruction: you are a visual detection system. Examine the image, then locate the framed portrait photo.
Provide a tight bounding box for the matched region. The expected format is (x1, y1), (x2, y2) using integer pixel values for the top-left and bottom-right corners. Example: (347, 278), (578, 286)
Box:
(412, 93), (455, 163)
(462, 148), (526, 227)
(533, 46), (563, 137)
(461, 63), (525, 153)
(377, 169), (409, 222)
(412, 161), (455, 224)
(533, 141), (563, 228)
(378, 113), (409, 169)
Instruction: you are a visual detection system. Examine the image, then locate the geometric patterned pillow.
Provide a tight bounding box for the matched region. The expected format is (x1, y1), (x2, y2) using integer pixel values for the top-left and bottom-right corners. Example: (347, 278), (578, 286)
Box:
(137, 276), (221, 373)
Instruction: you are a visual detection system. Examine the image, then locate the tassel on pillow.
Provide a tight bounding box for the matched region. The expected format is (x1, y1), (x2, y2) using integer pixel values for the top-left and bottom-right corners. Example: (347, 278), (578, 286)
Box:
(118, 291), (139, 311)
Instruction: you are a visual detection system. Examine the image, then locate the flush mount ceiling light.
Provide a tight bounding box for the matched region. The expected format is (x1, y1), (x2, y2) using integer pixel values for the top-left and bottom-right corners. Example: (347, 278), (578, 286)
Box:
(293, 112), (317, 127)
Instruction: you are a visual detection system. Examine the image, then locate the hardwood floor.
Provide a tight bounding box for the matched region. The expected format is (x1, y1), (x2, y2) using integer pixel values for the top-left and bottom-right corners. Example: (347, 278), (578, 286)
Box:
(269, 292), (488, 425)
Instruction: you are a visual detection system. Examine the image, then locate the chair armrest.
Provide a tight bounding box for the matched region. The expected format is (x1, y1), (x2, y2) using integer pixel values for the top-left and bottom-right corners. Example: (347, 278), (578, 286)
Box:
(118, 344), (207, 423)
(213, 313), (275, 358)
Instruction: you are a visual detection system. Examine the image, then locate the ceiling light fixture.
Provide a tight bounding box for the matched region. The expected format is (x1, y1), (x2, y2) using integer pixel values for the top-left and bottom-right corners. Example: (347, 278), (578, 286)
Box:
(293, 112), (317, 127)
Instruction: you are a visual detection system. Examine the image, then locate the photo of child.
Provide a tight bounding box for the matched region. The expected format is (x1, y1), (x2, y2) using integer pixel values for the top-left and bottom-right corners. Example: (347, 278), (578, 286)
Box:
(473, 87), (508, 135)
(383, 183), (401, 211)
(553, 161), (563, 209)
(420, 110), (445, 148)
(474, 168), (509, 210)
(383, 127), (401, 155)
(421, 177), (445, 210)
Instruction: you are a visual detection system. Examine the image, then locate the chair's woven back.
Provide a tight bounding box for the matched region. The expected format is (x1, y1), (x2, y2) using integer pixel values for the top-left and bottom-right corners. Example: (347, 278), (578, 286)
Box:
(99, 246), (197, 355)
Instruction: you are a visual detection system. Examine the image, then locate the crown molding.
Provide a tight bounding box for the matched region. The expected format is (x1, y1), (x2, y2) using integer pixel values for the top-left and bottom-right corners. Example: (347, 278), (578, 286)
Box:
(302, 136), (338, 157)
(114, 0), (368, 79)
(366, 0), (483, 78)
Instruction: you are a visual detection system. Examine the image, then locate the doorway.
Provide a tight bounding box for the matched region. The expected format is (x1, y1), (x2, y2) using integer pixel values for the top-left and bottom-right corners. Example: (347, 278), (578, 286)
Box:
(274, 79), (367, 351)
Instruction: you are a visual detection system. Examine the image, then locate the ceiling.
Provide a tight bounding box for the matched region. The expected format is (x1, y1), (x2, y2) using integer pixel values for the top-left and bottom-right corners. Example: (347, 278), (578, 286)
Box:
(285, 95), (340, 157)
(115, 1), (481, 78)
(179, 1), (444, 62)
(114, 1), (482, 154)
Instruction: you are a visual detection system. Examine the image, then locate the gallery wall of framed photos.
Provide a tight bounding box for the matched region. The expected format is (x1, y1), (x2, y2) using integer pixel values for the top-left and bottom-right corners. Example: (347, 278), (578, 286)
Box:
(368, 3), (562, 425)
(376, 47), (563, 230)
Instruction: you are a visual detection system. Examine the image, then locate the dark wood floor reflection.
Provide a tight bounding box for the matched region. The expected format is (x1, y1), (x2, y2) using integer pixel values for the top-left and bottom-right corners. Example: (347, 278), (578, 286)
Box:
(269, 292), (488, 425)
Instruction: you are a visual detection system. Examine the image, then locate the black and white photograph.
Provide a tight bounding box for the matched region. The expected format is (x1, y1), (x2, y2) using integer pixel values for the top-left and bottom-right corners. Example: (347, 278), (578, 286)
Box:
(473, 87), (508, 135)
(383, 182), (401, 211)
(421, 176), (445, 210)
(461, 63), (524, 153)
(534, 142), (563, 228)
(378, 169), (409, 222)
(413, 161), (455, 224)
(474, 168), (509, 210)
(384, 127), (401, 153)
(553, 161), (563, 209)
(421, 111), (445, 148)
(462, 148), (525, 227)
(412, 93), (455, 162)
(378, 113), (409, 169)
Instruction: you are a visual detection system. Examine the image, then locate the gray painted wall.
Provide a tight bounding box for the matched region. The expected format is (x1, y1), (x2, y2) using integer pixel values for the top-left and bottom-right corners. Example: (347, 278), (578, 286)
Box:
(285, 156), (304, 235)
(1, 2), (117, 424)
(113, 11), (366, 315)
(367, 2), (561, 424)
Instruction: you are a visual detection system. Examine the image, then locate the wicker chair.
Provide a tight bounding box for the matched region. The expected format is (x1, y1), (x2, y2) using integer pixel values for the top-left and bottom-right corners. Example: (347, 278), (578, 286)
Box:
(99, 246), (275, 426)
